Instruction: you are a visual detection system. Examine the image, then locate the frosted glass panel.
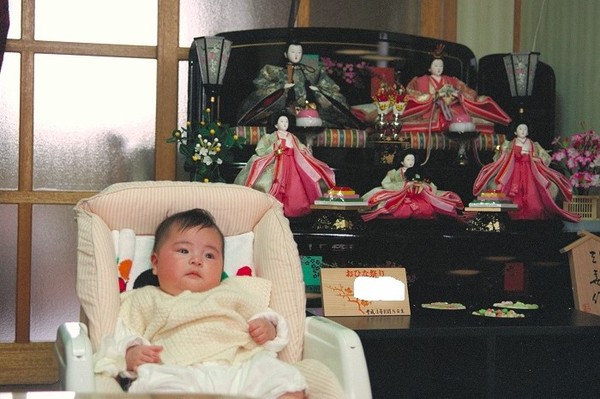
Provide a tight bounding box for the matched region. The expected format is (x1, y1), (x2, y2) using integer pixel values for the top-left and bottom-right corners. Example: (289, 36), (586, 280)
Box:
(0, 205), (17, 342)
(179, 0), (290, 47)
(35, 0), (157, 45)
(7, 0), (21, 39)
(0, 52), (20, 190)
(30, 205), (79, 342)
(33, 54), (156, 191)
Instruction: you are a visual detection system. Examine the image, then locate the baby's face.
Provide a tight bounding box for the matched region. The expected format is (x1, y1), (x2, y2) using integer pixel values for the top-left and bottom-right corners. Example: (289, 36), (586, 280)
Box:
(151, 226), (224, 296)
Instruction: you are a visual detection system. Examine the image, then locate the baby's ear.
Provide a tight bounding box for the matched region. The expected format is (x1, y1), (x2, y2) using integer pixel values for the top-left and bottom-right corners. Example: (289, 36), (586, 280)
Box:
(150, 253), (159, 274)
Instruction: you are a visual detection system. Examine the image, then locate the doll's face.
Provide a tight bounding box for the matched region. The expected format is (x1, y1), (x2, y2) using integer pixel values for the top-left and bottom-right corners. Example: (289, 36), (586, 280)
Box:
(275, 115), (289, 131)
(429, 59), (444, 77)
(285, 44), (303, 64)
(402, 154), (416, 169)
(515, 123), (529, 138)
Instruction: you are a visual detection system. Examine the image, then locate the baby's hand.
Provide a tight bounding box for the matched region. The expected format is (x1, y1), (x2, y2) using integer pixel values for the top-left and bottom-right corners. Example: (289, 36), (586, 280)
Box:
(248, 318), (276, 345)
(125, 344), (163, 372)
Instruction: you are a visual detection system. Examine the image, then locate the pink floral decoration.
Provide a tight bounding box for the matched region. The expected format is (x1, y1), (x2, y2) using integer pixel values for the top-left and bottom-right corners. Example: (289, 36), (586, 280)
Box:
(321, 56), (371, 88)
(552, 129), (600, 192)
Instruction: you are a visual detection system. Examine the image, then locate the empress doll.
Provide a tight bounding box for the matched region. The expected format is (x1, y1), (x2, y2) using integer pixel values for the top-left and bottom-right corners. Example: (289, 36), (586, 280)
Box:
(401, 45), (511, 134)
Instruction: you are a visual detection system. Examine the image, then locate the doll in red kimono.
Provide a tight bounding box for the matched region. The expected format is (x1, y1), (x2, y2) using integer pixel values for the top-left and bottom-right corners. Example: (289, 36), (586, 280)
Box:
(234, 112), (336, 217)
(401, 44), (511, 135)
(473, 122), (580, 222)
(361, 149), (464, 221)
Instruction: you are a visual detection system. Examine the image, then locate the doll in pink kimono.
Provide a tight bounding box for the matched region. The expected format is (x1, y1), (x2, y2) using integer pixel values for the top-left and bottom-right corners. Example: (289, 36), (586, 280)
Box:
(473, 122), (580, 222)
(234, 112), (336, 217)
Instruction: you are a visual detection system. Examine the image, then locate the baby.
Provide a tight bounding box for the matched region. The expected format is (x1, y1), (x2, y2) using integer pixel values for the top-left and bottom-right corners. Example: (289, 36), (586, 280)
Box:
(94, 208), (306, 399)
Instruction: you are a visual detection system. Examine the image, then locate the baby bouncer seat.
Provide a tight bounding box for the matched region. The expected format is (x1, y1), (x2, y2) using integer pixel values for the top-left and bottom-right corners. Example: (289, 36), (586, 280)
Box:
(55, 181), (371, 398)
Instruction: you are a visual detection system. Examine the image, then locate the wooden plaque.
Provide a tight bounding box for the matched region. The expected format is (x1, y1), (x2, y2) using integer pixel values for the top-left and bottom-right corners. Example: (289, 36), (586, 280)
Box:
(320, 268), (411, 316)
(561, 231), (600, 316)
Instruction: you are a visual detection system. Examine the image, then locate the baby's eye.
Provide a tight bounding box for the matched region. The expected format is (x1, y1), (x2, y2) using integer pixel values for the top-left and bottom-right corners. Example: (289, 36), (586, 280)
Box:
(205, 253), (215, 259)
(177, 248), (189, 254)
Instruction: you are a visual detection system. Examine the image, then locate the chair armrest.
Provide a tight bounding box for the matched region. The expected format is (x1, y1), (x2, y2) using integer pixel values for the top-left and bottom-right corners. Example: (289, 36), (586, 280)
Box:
(55, 322), (95, 392)
(303, 316), (372, 399)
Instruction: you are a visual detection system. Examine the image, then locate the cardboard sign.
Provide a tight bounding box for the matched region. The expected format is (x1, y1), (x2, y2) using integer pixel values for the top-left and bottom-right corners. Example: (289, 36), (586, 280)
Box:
(321, 268), (411, 316)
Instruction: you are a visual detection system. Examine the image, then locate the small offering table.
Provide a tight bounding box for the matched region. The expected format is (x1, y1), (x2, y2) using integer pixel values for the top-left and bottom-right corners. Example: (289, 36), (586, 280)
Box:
(309, 306), (600, 398)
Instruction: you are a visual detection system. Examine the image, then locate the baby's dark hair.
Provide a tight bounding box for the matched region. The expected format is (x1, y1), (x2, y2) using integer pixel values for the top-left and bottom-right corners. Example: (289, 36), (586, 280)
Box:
(153, 208), (224, 254)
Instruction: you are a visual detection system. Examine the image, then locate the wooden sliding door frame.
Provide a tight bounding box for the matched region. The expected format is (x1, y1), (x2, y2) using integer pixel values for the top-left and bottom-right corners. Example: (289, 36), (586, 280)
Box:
(0, 0), (181, 385)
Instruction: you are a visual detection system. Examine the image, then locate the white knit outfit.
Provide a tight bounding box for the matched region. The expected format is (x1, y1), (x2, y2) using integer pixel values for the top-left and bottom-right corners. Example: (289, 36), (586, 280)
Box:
(93, 277), (306, 398)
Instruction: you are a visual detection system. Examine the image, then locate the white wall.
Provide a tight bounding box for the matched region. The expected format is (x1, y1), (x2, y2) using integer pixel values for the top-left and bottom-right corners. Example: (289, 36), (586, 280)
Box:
(521, 0), (600, 136)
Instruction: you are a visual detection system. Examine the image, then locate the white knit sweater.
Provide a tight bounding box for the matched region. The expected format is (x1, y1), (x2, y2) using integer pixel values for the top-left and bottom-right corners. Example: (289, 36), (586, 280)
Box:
(119, 277), (272, 366)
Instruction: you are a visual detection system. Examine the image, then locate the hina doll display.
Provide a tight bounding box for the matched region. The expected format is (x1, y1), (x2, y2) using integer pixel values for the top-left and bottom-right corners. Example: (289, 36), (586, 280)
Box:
(361, 149), (464, 221)
(473, 122), (580, 222)
(234, 112), (336, 217)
